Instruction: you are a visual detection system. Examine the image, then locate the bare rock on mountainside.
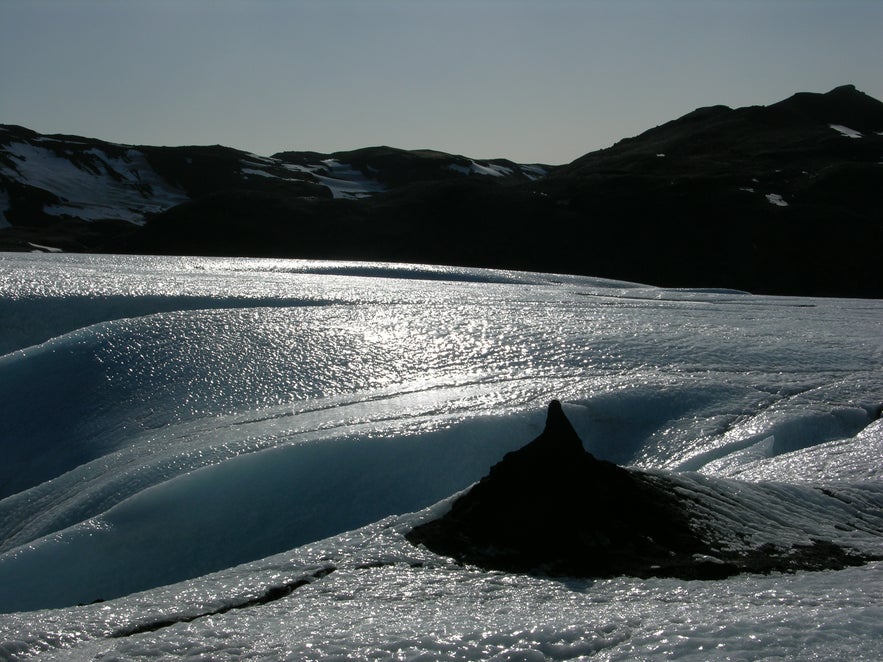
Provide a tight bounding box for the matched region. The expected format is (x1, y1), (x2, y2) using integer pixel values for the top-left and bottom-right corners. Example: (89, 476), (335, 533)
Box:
(2, 85), (882, 297)
(406, 401), (880, 580)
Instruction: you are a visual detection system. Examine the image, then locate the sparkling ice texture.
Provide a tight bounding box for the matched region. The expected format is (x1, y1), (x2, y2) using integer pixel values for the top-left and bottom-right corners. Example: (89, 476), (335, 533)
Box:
(0, 254), (881, 660)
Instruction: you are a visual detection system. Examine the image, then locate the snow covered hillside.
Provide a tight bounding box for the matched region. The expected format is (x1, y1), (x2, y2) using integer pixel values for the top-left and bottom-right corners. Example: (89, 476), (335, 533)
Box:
(0, 254), (881, 660)
(0, 126), (189, 227)
(0, 124), (546, 253)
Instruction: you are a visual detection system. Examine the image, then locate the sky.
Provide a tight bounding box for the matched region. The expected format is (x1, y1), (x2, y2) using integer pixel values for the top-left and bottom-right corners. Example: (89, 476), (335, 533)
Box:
(1, 0), (881, 165)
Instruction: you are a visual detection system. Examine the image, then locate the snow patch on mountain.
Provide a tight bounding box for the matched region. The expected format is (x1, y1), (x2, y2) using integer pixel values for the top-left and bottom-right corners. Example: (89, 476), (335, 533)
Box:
(520, 164), (548, 180)
(26, 242), (62, 253)
(264, 159), (386, 198)
(243, 153), (278, 165)
(0, 142), (188, 224)
(282, 163), (323, 175)
(829, 124), (863, 139)
(448, 161), (513, 177)
(313, 159), (385, 199)
(472, 161), (513, 177)
(240, 166), (285, 180)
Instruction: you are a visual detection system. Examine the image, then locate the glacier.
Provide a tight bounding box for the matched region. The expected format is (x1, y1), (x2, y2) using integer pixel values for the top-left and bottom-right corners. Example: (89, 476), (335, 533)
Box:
(0, 252), (881, 660)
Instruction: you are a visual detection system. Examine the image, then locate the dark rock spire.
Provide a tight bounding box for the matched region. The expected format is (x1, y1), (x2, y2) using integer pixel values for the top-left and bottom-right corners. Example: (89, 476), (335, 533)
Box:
(407, 400), (716, 579)
(407, 401), (879, 579)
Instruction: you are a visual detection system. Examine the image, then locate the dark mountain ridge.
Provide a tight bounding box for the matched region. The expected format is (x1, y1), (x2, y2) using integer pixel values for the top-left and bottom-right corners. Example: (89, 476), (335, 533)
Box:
(2, 85), (881, 297)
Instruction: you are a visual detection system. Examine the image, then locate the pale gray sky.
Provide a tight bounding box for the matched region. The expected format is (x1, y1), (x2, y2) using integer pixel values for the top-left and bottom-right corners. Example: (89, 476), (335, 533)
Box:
(2, 0), (881, 164)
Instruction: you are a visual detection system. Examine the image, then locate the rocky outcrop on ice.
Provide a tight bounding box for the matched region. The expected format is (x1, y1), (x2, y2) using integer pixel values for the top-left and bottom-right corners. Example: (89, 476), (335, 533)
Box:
(2, 84), (882, 296)
(407, 401), (882, 579)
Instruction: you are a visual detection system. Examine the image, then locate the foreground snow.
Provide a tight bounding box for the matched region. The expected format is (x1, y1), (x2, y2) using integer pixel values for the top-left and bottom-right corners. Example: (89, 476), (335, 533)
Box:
(0, 254), (881, 659)
(3, 513), (882, 661)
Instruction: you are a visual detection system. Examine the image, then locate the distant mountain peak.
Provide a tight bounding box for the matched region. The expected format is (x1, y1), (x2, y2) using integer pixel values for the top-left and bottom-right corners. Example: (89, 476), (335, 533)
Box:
(829, 83), (858, 94)
(769, 84), (883, 130)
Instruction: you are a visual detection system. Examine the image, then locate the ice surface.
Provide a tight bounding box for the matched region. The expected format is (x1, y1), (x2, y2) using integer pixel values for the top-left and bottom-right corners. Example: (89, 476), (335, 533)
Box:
(0, 410), (544, 610)
(2, 516), (882, 660)
(0, 254), (881, 658)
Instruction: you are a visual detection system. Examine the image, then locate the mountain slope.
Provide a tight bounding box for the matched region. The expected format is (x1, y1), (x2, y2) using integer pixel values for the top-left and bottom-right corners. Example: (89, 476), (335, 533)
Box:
(539, 84), (883, 296)
(2, 85), (881, 296)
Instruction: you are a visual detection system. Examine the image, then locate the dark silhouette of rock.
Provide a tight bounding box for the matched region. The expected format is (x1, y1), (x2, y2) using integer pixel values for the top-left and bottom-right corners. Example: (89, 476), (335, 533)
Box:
(406, 401), (878, 580)
(407, 401), (726, 579)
